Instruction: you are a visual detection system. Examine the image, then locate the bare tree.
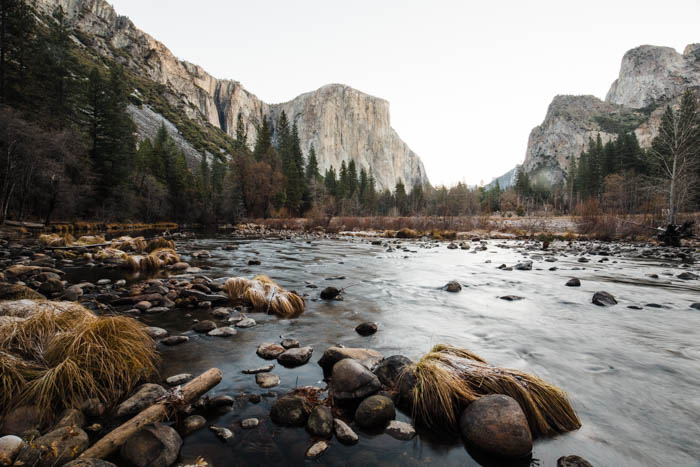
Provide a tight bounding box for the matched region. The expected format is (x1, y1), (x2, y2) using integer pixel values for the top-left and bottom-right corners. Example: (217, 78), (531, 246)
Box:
(648, 90), (700, 224)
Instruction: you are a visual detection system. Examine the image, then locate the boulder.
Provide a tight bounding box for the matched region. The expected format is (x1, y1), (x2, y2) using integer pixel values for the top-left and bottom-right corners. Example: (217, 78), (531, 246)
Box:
(257, 342), (286, 360)
(306, 405), (333, 438)
(255, 373), (280, 388)
(333, 418), (359, 445)
(38, 277), (64, 295)
(557, 455), (594, 467)
(318, 346), (383, 372)
(116, 384), (167, 417)
(565, 278), (581, 287)
(270, 395), (310, 426)
(677, 272), (698, 280)
(14, 425), (89, 467)
(165, 374), (192, 386)
(355, 395), (395, 429)
(691, 302), (700, 310)
(459, 394), (532, 459)
(281, 338), (299, 349)
(277, 346), (313, 367)
(161, 335), (188, 346)
(320, 286), (340, 299)
(234, 317), (256, 328)
(0, 435), (23, 466)
(445, 281), (462, 292)
(592, 291), (617, 306)
(144, 326), (168, 339)
(0, 405), (42, 436)
(374, 355), (412, 389)
(355, 322), (378, 336)
(120, 423), (182, 467)
(385, 420), (416, 440)
(192, 320), (216, 333)
(64, 285), (84, 301)
(331, 359), (381, 401)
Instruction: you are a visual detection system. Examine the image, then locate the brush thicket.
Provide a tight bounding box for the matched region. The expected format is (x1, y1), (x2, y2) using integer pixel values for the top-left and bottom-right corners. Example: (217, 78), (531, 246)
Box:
(0, 301), (157, 415)
(224, 275), (305, 317)
(406, 344), (581, 438)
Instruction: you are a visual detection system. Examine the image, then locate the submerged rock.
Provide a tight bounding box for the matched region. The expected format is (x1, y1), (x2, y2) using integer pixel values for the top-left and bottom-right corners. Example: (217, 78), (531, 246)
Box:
(355, 322), (378, 336)
(209, 425), (233, 441)
(500, 295), (524, 301)
(331, 359), (381, 401)
(592, 291), (617, 306)
(255, 373), (280, 388)
(306, 405), (333, 438)
(677, 272), (698, 280)
(182, 415), (206, 435)
(192, 320), (216, 332)
(270, 395), (310, 426)
(208, 326), (237, 337)
(460, 394), (532, 459)
(241, 418), (259, 429)
(566, 278), (581, 287)
(514, 261), (533, 271)
(320, 286), (341, 299)
(355, 395), (396, 429)
(334, 418), (359, 445)
(63, 459), (117, 467)
(242, 364), (275, 374)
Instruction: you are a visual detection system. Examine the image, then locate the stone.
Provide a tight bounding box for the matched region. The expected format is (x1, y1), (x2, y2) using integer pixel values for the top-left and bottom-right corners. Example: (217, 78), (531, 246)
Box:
(247, 259), (261, 266)
(500, 295), (524, 301)
(240, 418), (259, 429)
(14, 425), (89, 467)
(63, 460), (117, 467)
(135, 301), (152, 311)
(333, 418), (359, 445)
(208, 326), (237, 337)
(0, 435), (23, 466)
(331, 359), (381, 401)
(374, 355), (413, 389)
(255, 373), (280, 388)
(54, 408), (86, 429)
(566, 278), (581, 287)
(121, 423), (182, 467)
(355, 322), (378, 336)
(64, 284), (84, 301)
(459, 394), (532, 459)
(242, 364), (275, 374)
(691, 303), (700, 310)
(306, 405), (333, 438)
(320, 286), (341, 299)
(192, 320), (216, 332)
(209, 426), (233, 441)
(81, 398), (105, 418)
(257, 342), (286, 359)
(447, 242), (458, 249)
(277, 346), (313, 367)
(445, 280), (462, 292)
(355, 395), (396, 429)
(270, 395), (310, 426)
(514, 261), (532, 271)
(385, 420), (416, 440)
(557, 455), (594, 467)
(182, 415), (206, 435)
(677, 272), (698, 280)
(0, 405), (42, 436)
(0, 282), (45, 300)
(592, 291), (617, 306)
(207, 395), (234, 408)
(38, 277), (64, 295)
(305, 440), (329, 459)
(116, 384), (167, 417)
(280, 338), (299, 349)
(318, 346), (384, 372)
(234, 317), (256, 328)
(210, 307), (231, 318)
(166, 373), (192, 385)
(161, 335), (188, 346)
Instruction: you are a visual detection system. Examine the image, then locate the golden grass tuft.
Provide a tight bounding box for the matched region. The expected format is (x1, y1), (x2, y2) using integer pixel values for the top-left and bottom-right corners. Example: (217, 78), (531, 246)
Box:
(39, 233), (75, 247)
(74, 235), (106, 245)
(146, 237), (175, 252)
(93, 247), (129, 263)
(123, 248), (179, 272)
(224, 275), (305, 317)
(111, 236), (147, 253)
(395, 228), (421, 239)
(0, 301), (157, 415)
(407, 344), (581, 438)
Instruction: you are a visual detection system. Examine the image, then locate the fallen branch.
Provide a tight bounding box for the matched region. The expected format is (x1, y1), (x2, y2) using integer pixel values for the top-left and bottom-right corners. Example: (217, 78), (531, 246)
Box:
(79, 367), (222, 460)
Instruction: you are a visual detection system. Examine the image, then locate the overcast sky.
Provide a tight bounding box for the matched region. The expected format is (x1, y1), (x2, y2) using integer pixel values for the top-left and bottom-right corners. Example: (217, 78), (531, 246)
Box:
(110, 0), (698, 186)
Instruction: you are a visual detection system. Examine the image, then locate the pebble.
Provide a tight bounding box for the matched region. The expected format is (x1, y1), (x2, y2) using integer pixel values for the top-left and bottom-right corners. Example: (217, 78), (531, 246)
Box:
(305, 440), (329, 459)
(241, 418), (259, 429)
(242, 364), (275, 374)
(209, 426), (233, 441)
(235, 317), (256, 328)
(144, 326), (168, 338)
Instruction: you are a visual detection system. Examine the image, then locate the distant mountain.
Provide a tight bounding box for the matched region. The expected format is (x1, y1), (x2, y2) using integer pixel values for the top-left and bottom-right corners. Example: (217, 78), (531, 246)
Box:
(32, 0), (429, 191)
(487, 165), (520, 189)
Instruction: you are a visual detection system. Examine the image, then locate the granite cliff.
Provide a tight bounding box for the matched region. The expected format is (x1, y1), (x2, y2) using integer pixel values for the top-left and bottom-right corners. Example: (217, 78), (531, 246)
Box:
(32, 0), (428, 190)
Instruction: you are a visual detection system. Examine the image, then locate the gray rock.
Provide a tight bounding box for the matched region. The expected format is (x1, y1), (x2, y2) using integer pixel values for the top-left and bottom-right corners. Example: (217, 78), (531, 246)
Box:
(166, 373), (192, 386)
(445, 280), (462, 292)
(14, 425), (89, 467)
(144, 326), (168, 339)
(121, 423), (182, 467)
(514, 261), (533, 271)
(64, 284), (84, 301)
(691, 302), (700, 310)
(305, 440), (329, 459)
(500, 295), (524, 301)
(333, 418), (359, 445)
(374, 355), (412, 389)
(318, 346), (384, 372)
(280, 338), (299, 349)
(234, 317), (256, 328)
(242, 364), (275, 374)
(566, 278), (581, 287)
(208, 326), (237, 337)
(210, 307), (231, 318)
(677, 272), (698, 280)
(592, 291), (617, 306)
(255, 373), (280, 388)
(135, 301), (152, 311)
(0, 435), (23, 465)
(209, 425), (233, 441)
(355, 395), (395, 429)
(557, 455), (594, 467)
(385, 420), (416, 440)
(270, 395), (310, 426)
(331, 359), (381, 401)
(116, 384), (167, 417)
(277, 346), (313, 367)
(306, 405), (333, 438)
(459, 394), (532, 459)
(240, 418), (259, 429)
(257, 342), (285, 360)
(192, 320), (216, 332)
(161, 335), (189, 346)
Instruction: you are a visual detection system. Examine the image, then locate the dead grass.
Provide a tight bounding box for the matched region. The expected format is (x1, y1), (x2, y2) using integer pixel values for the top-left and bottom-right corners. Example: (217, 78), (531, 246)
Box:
(0, 301), (157, 415)
(39, 233), (75, 247)
(405, 344), (581, 438)
(111, 236), (147, 253)
(224, 275), (305, 317)
(146, 237), (176, 252)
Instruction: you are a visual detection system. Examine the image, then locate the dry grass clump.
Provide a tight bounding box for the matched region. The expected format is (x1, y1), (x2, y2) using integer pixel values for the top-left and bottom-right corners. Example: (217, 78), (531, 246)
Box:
(111, 236), (147, 253)
(146, 237), (175, 252)
(93, 247), (130, 263)
(406, 344), (580, 438)
(395, 228), (421, 239)
(39, 233), (75, 247)
(0, 301), (157, 415)
(74, 235), (106, 245)
(125, 248), (179, 272)
(224, 275), (305, 317)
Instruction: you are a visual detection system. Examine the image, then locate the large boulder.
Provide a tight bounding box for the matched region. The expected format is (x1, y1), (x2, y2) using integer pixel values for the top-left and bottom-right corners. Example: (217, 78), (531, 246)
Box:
(120, 423), (182, 467)
(270, 395), (310, 426)
(277, 346), (313, 367)
(355, 395), (395, 429)
(318, 346), (383, 373)
(459, 394), (532, 459)
(331, 359), (381, 401)
(306, 405), (333, 438)
(116, 384), (167, 417)
(592, 291), (617, 306)
(13, 425), (89, 467)
(374, 355), (412, 389)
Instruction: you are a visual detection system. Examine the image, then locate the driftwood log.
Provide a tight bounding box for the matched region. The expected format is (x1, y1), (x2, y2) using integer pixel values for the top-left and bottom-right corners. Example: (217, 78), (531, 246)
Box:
(80, 367), (222, 460)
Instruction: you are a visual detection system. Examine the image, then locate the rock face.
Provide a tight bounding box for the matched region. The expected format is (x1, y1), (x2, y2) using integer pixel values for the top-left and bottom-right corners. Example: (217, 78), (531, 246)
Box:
(33, 0), (429, 191)
(516, 43), (700, 185)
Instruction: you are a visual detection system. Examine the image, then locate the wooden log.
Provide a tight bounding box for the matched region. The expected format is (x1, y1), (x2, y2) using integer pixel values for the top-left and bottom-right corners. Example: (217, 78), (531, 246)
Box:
(79, 367), (222, 460)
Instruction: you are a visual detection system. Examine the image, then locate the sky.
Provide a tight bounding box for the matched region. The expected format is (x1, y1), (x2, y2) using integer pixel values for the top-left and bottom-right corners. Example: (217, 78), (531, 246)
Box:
(109, 0), (699, 187)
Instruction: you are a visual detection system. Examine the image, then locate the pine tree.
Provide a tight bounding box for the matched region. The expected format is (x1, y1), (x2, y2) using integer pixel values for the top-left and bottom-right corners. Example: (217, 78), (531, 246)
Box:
(347, 160), (358, 197)
(253, 115), (273, 161)
(338, 160), (349, 199)
(235, 112), (247, 149)
(305, 144), (320, 181)
(0, 0), (35, 104)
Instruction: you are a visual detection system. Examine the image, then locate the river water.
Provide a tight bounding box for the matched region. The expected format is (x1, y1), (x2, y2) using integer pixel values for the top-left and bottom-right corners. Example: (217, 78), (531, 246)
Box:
(80, 235), (700, 466)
